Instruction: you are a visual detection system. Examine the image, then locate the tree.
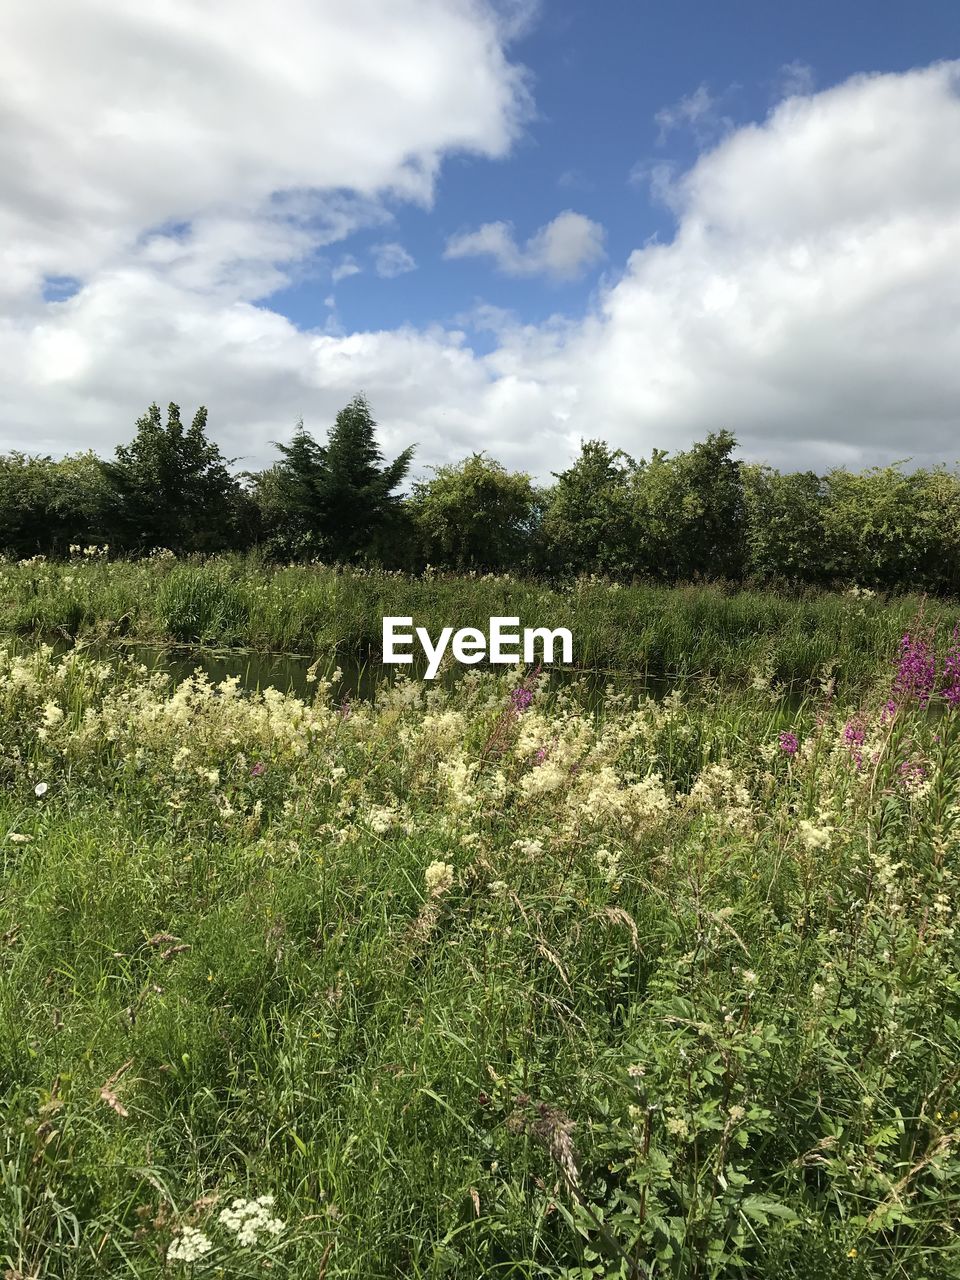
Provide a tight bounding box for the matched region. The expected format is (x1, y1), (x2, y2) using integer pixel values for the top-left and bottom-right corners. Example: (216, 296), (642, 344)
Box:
(0, 451), (110, 557)
(629, 431), (746, 581)
(270, 395), (414, 562)
(542, 440), (637, 574)
(409, 453), (537, 571)
(100, 403), (241, 553)
(742, 465), (826, 585)
(821, 464), (947, 591)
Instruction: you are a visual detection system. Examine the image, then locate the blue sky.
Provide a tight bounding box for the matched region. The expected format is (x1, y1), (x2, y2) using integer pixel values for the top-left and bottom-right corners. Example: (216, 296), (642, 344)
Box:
(268, 0), (960, 341)
(2, 0), (960, 478)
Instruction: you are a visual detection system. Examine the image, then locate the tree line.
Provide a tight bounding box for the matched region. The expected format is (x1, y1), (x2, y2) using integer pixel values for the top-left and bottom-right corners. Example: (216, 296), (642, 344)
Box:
(3, 395), (960, 594)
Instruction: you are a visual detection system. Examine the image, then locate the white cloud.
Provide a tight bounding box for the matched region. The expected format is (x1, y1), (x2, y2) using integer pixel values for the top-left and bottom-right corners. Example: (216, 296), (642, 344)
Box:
(445, 211), (606, 280)
(3, 46), (960, 484)
(372, 242), (417, 278)
(776, 60), (816, 100)
(0, 0), (529, 306)
(654, 82), (737, 146)
(332, 256), (362, 284)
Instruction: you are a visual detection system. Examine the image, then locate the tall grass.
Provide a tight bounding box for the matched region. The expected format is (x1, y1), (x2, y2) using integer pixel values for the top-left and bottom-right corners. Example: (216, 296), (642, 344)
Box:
(1, 642), (959, 1276)
(1, 554), (955, 692)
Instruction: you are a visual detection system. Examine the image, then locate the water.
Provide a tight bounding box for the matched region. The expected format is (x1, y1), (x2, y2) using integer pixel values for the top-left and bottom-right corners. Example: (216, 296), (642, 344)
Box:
(29, 638), (695, 707)
(11, 638), (810, 712)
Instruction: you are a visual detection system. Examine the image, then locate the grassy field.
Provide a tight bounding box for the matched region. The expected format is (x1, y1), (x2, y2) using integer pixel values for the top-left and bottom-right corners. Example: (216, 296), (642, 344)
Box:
(2, 624), (960, 1278)
(3, 554), (960, 691)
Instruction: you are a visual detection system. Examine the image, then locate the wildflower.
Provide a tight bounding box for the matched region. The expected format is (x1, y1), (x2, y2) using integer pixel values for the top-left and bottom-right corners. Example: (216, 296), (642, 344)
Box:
(425, 860), (454, 897)
(167, 1226), (213, 1263)
(843, 716), (867, 768)
(728, 1104), (746, 1122)
(665, 1115), (690, 1139)
(512, 837), (543, 857)
(594, 847), (621, 884)
(7, 833), (32, 844)
(778, 731), (799, 756)
(41, 702), (64, 729)
(511, 687), (534, 713)
(896, 758), (928, 793)
(34, 782), (48, 798)
(798, 819), (831, 851)
(941, 626), (960, 708)
(218, 1195), (285, 1246)
(890, 630), (935, 712)
(250, 761), (266, 778)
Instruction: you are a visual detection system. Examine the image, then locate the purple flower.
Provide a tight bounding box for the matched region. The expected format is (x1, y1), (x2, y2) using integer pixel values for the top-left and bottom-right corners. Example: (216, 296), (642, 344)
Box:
(511, 687), (534, 713)
(250, 761), (266, 778)
(778, 731), (799, 756)
(890, 631), (935, 712)
(534, 746), (548, 765)
(843, 717), (867, 769)
(941, 626), (960, 708)
(897, 758), (927, 790)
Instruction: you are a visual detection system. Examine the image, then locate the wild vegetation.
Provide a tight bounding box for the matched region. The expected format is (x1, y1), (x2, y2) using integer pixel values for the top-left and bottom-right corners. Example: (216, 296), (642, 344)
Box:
(1, 553), (958, 695)
(4, 397), (960, 593)
(1, 627), (960, 1277)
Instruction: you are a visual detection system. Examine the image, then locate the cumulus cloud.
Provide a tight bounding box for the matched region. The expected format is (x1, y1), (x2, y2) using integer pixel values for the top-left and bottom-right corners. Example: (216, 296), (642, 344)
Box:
(3, 38), (960, 483)
(0, 0), (529, 306)
(372, 242), (417, 278)
(445, 211), (606, 280)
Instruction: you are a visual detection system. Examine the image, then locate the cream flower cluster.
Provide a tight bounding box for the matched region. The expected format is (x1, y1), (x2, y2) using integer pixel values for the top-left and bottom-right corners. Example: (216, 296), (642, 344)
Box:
(217, 1194), (285, 1246)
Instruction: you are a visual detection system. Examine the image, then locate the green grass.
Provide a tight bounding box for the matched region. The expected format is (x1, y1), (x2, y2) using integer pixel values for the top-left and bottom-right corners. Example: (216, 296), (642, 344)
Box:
(1, 640), (960, 1277)
(1, 554), (958, 693)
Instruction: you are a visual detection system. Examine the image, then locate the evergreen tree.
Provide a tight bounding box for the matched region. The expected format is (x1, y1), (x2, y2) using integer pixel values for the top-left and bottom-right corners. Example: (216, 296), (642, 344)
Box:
(271, 395), (414, 561)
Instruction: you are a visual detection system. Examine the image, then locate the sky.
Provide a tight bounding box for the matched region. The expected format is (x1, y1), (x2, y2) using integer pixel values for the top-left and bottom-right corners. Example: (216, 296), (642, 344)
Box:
(1, 0), (959, 482)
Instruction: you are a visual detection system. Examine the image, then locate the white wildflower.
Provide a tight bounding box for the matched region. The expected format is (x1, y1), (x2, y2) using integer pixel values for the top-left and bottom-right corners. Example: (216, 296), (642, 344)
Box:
(218, 1195), (285, 1246)
(798, 819), (831, 851)
(594, 847), (621, 884)
(512, 837), (544, 857)
(425, 860), (454, 897)
(167, 1225), (213, 1263)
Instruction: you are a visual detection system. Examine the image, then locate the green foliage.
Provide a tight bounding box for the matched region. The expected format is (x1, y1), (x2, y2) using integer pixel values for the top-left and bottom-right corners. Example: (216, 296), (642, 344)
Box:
(0, 556), (955, 699)
(543, 432), (746, 581)
(629, 430), (747, 581)
(7, 396), (960, 592)
(543, 441), (636, 573)
(410, 452), (538, 570)
(2, 637), (960, 1276)
(99, 402), (241, 554)
(0, 451), (110, 557)
(742, 465), (826, 584)
(267, 396), (414, 562)
(821, 464), (960, 593)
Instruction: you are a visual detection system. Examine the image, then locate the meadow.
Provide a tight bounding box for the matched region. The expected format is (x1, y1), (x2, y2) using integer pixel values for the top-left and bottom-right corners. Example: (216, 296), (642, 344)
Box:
(1, 602), (960, 1278)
